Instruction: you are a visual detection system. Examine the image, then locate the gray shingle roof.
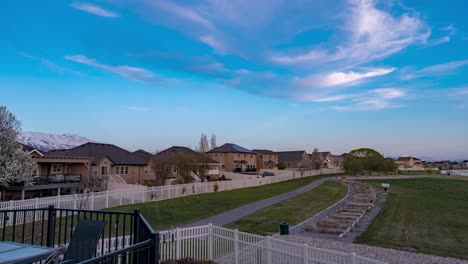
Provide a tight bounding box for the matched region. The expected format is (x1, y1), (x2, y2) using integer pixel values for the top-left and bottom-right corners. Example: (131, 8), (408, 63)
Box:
(252, 149), (276, 155)
(47, 143), (151, 165)
(208, 143), (251, 153)
(154, 146), (219, 164)
(276, 151), (306, 162)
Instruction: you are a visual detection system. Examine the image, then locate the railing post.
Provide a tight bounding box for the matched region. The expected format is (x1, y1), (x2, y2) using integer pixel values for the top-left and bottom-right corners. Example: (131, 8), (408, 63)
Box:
(266, 236), (272, 264)
(132, 209), (140, 264)
(149, 232), (160, 264)
(208, 224), (213, 260)
(46, 205), (56, 247)
(234, 229), (239, 264)
(57, 192), (61, 208)
(176, 227), (181, 259)
(302, 244), (308, 264)
(120, 191), (123, 206)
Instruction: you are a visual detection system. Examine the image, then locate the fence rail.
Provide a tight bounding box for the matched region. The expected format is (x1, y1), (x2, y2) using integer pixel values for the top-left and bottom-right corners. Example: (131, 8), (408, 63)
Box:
(159, 224), (386, 264)
(0, 169), (342, 226)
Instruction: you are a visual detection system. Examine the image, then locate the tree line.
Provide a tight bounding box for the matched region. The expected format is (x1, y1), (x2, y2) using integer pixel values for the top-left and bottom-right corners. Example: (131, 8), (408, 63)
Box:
(343, 148), (397, 175)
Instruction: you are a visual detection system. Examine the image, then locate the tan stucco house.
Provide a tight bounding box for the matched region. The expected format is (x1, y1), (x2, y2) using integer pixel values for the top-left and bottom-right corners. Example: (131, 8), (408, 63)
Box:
(277, 150), (312, 168)
(395, 156), (424, 169)
(208, 143), (257, 172)
(252, 149), (277, 170)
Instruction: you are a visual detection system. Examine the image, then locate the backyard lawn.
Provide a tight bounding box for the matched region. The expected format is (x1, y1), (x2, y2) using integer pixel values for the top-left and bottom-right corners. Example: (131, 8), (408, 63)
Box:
(356, 178), (468, 260)
(225, 181), (348, 235)
(110, 175), (332, 230)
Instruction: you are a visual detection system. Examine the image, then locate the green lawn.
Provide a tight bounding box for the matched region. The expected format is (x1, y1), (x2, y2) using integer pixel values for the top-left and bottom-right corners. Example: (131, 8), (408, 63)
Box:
(225, 181), (348, 236)
(109, 175), (333, 230)
(355, 178), (468, 260)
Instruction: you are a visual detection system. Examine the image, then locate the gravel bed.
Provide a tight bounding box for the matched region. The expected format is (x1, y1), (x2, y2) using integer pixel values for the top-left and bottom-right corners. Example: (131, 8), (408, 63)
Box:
(279, 235), (468, 264)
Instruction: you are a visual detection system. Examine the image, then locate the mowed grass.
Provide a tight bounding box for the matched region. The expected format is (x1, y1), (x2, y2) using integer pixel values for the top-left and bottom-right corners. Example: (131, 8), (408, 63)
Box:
(225, 181), (348, 236)
(355, 178), (468, 260)
(110, 175), (332, 230)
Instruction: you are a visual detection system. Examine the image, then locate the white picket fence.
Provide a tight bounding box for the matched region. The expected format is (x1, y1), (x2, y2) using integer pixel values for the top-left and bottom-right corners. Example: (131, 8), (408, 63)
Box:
(0, 169), (342, 217)
(157, 224), (385, 264)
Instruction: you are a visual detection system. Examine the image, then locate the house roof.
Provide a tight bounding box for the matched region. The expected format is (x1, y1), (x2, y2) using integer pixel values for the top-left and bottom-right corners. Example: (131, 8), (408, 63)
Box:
(397, 156), (419, 161)
(252, 149), (276, 155)
(47, 142), (151, 165)
(208, 143), (251, 153)
(20, 143), (35, 152)
(309, 151), (332, 160)
(276, 151), (307, 162)
(154, 146), (219, 164)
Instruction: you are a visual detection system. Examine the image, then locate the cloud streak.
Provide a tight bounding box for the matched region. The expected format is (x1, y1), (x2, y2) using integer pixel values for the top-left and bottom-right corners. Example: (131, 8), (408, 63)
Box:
(70, 2), (119, 17)
(65, 55), (156, 82)
(402, 60), (468, 80)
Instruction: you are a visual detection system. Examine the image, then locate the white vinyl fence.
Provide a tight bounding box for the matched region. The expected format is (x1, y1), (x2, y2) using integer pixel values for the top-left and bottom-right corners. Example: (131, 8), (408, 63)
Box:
(440, 169), (468, 176)
(158, 224), (386, 264)
(0, 168), (341, 226)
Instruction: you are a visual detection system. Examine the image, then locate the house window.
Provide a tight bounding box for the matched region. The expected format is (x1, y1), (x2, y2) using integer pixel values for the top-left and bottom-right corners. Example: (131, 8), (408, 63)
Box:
(92, 166), (98, 176)
(101, 166), (108, 176)
(238, 154), (240, 157)
(250, 154), (253, 158)
(215, 153), (218, 157)
(115, 166), (129, 175)
(244, 154), (246, 158)
(51, 164), (62, 174)
(260, 155), (263, 158)
(220, 154), (223, 157)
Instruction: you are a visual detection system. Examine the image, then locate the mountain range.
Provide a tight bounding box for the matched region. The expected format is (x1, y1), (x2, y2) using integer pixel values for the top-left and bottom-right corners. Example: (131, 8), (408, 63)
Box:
(18, 132), (92, 152)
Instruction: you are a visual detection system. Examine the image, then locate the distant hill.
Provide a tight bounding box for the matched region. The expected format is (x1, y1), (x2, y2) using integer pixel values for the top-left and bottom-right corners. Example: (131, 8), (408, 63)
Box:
(18, 132), (92, 152)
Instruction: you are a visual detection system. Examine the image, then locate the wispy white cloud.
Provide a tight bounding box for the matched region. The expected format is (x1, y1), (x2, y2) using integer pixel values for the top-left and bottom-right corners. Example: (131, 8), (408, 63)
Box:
(294, 68), (395, 88)
(199, 35), (227, 52)
(154, 0), (213, 29)
(127, 106), (153, 112)
(20, 52), (82, 75)
(441, 25), (456, 36)
(271, 0), (430, 66)
(70, 2), (119, 18)
(333, 88), (406, 111)
(402, 59), (468, 80)
(65, 55), (156, 82)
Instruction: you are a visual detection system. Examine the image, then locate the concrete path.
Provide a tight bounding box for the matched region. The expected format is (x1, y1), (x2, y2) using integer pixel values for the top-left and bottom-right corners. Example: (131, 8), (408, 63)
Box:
(185, 177), (337, 227)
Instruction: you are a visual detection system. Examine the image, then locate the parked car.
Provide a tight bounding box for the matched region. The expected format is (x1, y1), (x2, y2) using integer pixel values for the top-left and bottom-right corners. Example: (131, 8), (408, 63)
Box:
(262, 172), (275, 177)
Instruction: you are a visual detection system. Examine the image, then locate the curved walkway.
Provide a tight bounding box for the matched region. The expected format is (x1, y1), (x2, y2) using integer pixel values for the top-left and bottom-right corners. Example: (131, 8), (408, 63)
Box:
(185, 176), (340, 227)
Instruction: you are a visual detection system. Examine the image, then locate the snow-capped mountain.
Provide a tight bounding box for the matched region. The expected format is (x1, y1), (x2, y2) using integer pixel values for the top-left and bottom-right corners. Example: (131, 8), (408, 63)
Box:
(18, 132), (92, 152)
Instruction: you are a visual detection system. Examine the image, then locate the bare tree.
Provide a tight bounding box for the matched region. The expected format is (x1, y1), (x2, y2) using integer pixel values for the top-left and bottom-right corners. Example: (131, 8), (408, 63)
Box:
(151, 152), (173, 186)
(210, 134), (217, 150)
(196, 133), (209, 153)
(0, 106), (36, 189)
(311, 148), (322, 170)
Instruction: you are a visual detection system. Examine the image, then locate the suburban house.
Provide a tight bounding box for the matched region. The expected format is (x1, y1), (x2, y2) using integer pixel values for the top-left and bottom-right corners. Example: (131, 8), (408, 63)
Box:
(395, 156), (424, 170)
(333, 154), (345, 168)
(252, 149), (278, 170)
(152, 146), (221, 184)
(2, 146), (96, 200)
(48, 143), (153, 185)
(277, 150), (312, 168)
(208, 143), (257, 172)
(463, 160), (468, 168)
(309, 151), (338, 169)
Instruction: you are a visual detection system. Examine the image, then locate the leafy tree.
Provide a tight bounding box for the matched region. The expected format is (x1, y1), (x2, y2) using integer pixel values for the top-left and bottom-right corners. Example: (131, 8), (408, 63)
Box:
(343, 154), (363, 175)
(345, 148), (396, 175)
(150, 152), (173, 186)
(311, 148), (322, 170)
(0, 106), (36, 188)
(277, 162), (287, 170)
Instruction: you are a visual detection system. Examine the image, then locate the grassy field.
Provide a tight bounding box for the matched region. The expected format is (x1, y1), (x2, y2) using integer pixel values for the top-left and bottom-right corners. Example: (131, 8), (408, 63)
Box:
(356, 178), (468, 260)
(110, 175), (333, 230)
(225, 181), (348, 236)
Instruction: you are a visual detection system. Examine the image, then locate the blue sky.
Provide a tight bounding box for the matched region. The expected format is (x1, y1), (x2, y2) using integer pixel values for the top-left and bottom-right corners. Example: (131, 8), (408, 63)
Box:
(1, 0), (467, 159)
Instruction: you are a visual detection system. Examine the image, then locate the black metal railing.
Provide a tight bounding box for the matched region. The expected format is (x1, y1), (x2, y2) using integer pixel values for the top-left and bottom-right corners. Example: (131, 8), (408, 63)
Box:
(0, 206), (159, 264)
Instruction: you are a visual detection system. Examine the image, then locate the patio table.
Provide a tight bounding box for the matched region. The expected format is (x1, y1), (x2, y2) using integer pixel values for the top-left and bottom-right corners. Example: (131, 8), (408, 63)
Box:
(0, 241), (59, 264)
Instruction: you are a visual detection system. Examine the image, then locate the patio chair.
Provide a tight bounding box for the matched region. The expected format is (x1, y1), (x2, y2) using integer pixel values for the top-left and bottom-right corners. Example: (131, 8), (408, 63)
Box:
(60, 219), (106, 263)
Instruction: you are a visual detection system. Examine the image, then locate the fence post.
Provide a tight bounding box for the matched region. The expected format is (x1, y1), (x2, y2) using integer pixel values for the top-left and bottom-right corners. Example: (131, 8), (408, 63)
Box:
(91, 192), (95, 210)
(208, 224), (213, 260)
(350, 252), (356, 264)
(302, 244), (308, 264)
(234, 229), (239, 264)
(176, 227), (181, 259)
(266, 236), (272, 264)
(168, 185), (171, 199)
(35, 198), (39, 209)
(149, 231), (160, 264)
(176, 184), (179, 198)
(57, 192), (61, 208)
(46, 205), (56, 247)
(143, 187), (147, 203)
(106, 190), (109, 208)
(132, 189), (135, 204)
(73, 194), (77, 209)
